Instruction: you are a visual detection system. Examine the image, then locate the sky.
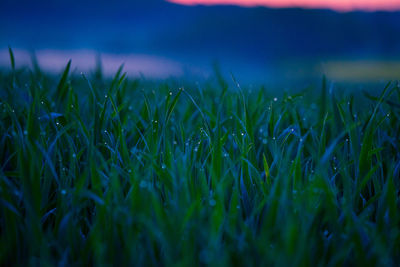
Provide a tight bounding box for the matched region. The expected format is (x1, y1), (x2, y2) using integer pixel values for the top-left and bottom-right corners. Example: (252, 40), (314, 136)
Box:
(168, 0), (400, 11)
(1, 0), (400, 83)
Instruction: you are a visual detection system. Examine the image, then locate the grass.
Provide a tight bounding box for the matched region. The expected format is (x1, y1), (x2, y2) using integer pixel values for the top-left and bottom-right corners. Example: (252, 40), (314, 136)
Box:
(0, 51), (399, 266)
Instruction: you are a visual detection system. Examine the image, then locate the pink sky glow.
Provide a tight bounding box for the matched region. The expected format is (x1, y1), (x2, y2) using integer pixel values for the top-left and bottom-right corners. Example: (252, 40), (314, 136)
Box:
(168, 0), (400, 11)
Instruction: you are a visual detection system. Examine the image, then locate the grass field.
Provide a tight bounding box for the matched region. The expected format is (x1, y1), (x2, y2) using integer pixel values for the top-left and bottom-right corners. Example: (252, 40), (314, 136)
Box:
(1, 49), (399, 266)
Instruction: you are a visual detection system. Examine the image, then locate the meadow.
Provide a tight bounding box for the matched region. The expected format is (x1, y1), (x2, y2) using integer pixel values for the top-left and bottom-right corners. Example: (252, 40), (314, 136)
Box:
(0, 49), (399, 266)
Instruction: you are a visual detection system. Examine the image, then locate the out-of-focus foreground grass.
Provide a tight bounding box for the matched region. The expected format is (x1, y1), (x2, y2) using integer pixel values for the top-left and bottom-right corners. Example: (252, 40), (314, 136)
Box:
(0, 50), (399, 266)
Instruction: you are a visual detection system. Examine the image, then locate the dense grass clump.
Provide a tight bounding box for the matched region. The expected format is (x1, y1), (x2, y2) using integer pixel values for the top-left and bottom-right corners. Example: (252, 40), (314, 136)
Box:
(0, 58), (399, 266)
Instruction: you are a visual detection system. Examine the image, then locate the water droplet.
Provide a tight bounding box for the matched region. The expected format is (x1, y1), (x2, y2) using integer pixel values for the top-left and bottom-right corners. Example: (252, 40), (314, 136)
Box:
(161, 164), (166, 169)
(272, 137), (276, 140)
(224, 153), (229, 157)
(241, 132), (245, 136)
(173, 140), (177, 145)
(41, 101), (44, 104)
(70, 104), (74, 108)
(139, 180), (147, 188)
(236, 205), (240, 209)
(273, 97), (278, 102)
(61, 189), (66, 195)
(209, 199), (216, 206)
(105, 94), (108, 98)
(128, 169), (132, 173)
(169, 92), (172, 96)
(154, 120), (158, 123)
(23, 130), (28, 135)
(300, 138), (303, 142)
(72, 153), (76, 158)
(194, 147), (198, 152)
(291, 128), (294, 132)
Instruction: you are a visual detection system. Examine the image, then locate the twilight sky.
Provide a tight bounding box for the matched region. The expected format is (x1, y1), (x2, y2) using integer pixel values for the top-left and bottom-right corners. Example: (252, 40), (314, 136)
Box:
(168, 0), (400, 11)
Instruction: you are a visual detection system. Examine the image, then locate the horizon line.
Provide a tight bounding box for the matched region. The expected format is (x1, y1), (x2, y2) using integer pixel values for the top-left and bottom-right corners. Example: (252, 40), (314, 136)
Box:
(167, 0), (400, 12)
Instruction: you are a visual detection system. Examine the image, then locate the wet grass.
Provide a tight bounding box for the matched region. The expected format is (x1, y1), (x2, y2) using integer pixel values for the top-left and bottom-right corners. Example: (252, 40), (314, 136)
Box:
(0, 53), (400, 266)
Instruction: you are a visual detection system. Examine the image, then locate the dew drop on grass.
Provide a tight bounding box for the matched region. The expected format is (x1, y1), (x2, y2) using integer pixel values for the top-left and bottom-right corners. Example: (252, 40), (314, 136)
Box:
(209, 199), (216, 206)
(139, 180), (147, 188)
(273, 97), (278, 102)
(128, 169), (132, 173)
(224, 153), (229, 157)
(161, 164), (166, 169)
(173, 140), (177, 145)
(169, 92), (172, 96)
(72, 153), (76, 158)
(61, 189), (66, 195)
